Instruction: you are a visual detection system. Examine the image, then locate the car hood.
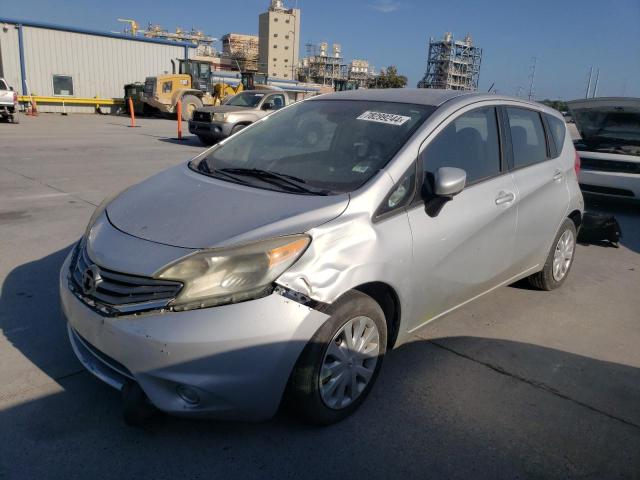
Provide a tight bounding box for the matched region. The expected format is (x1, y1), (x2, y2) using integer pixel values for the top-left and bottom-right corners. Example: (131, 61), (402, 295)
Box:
(106, 164), (349, 249)
(196, 105), (256, 114)
(567, 97), (640, 151)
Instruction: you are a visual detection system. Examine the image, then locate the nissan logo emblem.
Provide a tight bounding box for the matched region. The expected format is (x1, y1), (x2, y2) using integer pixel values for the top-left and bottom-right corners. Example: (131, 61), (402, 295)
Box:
(81, 265), (102, 296)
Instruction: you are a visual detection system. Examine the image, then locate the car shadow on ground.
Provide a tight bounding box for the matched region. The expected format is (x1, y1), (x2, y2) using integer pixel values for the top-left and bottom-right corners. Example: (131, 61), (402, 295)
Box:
(157, 136), (206, 147)
(1, 247), (639, 479)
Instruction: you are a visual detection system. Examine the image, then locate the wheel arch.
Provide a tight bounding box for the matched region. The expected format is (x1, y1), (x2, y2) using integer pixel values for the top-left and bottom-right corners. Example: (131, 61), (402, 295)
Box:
(568, 209), (582, 229)
(353, 282), (401, 350)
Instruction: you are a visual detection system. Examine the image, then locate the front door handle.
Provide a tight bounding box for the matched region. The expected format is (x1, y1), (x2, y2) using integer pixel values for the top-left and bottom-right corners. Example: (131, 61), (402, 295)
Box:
(495, 191), (515, 206)
(553, 169), (564, 182)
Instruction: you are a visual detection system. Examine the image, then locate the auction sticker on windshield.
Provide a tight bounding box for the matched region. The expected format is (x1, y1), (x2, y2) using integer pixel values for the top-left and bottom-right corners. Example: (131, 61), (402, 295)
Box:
(357, 111), (411, 126)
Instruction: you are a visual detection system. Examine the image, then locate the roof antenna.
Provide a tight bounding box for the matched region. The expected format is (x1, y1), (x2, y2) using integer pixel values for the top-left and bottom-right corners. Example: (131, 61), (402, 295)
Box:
(487, 82), (494, 93)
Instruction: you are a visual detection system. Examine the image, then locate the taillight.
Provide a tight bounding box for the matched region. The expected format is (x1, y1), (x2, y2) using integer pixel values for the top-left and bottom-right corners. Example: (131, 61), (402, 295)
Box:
(574, 150), (581, 177)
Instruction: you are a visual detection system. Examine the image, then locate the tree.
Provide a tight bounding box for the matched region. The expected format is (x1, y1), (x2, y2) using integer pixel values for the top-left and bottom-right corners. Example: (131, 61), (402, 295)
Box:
(368, 66), (408, 89)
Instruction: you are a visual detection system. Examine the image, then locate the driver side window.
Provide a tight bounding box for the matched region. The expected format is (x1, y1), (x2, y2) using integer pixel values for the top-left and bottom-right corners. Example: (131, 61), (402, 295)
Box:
(421, 107), (501, 186)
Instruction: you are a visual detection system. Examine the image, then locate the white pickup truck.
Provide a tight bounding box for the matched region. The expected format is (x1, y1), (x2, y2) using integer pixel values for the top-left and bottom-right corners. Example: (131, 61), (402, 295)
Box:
(0, 78), (19, 124)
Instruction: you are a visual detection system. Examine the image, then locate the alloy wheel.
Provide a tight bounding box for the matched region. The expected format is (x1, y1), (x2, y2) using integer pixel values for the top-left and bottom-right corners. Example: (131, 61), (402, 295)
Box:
(553, 229), (575, 281)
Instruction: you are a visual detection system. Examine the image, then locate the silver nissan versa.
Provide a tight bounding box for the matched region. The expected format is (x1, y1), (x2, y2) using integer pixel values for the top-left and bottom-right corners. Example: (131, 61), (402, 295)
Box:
(60, 89), (584, 425)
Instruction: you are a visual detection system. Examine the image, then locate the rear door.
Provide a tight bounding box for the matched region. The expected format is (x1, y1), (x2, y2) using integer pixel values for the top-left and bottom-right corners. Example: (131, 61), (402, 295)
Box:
(406, 105), (518, 331)
(503, 106), (570, 271)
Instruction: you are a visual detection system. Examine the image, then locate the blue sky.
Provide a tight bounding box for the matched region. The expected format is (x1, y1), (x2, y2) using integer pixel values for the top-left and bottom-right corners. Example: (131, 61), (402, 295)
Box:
(2, 0), (639, 99)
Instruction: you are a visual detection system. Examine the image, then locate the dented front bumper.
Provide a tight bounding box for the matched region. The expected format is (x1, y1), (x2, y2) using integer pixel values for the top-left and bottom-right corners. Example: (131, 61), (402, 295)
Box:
(60, 251), (329, 421)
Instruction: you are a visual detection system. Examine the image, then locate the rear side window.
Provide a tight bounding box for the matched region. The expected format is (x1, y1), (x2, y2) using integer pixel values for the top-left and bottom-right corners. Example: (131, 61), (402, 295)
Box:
(0, 80), (8, 90)
(506, 107), (547, 168)
(422, 107), (501, 185)
(546, 114), (567, 155)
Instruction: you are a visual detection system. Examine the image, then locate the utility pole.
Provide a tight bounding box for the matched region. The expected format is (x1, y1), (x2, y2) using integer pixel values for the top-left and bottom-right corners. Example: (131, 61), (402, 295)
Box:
(592, 68), (600, 98)
(585, 66), (593, 98)
(527, 56), (537, 101)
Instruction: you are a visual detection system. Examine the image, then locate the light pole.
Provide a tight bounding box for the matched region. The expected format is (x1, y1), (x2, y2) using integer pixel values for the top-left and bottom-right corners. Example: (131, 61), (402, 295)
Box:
(288, 29), (296, 81)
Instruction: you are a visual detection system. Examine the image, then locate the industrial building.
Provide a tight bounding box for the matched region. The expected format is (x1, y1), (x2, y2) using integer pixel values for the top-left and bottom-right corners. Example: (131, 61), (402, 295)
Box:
(417, 32), (482, 91)
(221, 33), (259, 72)
(0, 17), (196, 113)
(299, 42), (346, 86)
(258, 0), (300, 80)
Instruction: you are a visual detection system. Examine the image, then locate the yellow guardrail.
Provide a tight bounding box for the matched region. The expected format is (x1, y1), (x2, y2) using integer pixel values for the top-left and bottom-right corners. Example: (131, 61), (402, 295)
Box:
(18, 95), (125, 106)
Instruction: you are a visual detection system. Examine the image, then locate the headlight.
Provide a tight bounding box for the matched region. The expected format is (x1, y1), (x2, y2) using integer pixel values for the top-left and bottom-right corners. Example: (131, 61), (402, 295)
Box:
(213, 112), (226, 122)
(156, 235), (310, 311)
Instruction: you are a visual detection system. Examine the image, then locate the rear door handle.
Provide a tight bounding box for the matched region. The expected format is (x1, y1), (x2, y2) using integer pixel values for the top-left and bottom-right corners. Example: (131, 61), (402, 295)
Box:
(495, 191), (515, 206)
(553, 169), (564, 182)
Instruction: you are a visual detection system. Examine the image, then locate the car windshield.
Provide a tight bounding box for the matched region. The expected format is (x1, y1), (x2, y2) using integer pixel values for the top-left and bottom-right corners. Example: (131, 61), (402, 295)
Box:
(225, 92), (267, 107)
(192, 100), (435, 194)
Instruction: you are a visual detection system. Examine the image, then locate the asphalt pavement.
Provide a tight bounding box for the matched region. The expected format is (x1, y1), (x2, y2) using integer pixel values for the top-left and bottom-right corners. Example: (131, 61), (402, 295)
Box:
(0, 114), (638, 479)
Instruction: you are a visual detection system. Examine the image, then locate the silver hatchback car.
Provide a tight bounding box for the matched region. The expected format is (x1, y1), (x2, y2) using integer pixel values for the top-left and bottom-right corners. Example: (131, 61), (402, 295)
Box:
(61, 89), (584, 425)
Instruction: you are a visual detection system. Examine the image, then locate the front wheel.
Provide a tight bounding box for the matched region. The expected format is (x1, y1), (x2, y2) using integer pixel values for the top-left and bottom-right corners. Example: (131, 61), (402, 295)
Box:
(528, 218), (577, 290)
(181, 95), (202, 121)
(287, 290), (387, 425)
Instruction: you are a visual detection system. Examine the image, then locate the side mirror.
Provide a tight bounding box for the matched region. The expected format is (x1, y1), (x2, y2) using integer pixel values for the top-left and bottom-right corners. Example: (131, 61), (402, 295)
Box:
(434, 167), (466, 197)
(423, 167), (467, 217)
(9, 86), (14, 91)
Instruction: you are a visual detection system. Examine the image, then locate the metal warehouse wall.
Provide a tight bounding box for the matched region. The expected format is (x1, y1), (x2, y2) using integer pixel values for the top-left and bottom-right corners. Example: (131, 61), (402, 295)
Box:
(0, 22), (190, 113)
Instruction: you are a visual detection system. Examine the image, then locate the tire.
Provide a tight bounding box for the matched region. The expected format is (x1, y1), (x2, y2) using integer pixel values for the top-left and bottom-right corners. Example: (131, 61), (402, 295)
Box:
(197, 135), (216, 146)
(287, 290), (387, 425)
(528, 218), (577, 290)
(230, 124), (248, 135)
(181, 94), (202, 121)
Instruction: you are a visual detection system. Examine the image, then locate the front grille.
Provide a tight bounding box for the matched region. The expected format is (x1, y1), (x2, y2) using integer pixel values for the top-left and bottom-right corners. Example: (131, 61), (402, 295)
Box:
(192, 110), (212, 122)
(580, 157), (640, 174)
(70, 242), (182, 311)
(71, 327), (134, 379)
(143, 78), (156, 97)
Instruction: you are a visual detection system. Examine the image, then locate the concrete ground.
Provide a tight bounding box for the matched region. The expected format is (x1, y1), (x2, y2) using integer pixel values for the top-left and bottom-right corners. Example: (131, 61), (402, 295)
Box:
(0, 114), (639, 479)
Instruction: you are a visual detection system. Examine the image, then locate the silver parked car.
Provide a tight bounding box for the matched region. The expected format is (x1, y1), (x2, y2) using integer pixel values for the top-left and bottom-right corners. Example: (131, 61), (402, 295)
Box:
(61, 89), (584, 425)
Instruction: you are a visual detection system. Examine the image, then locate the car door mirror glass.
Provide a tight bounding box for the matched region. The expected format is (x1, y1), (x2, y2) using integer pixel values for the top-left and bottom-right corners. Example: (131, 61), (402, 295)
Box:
(434, 167), (466, 197)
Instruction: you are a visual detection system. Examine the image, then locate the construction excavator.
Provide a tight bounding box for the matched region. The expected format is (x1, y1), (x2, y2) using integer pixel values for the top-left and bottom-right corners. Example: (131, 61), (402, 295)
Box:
(141, 58), (262, 120)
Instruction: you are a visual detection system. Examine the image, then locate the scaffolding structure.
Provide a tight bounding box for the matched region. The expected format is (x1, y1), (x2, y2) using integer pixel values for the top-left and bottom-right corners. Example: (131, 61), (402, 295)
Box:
(417, 33), (482, 91)
(221, 33), (259, 71)
(299, 42), (347, 86)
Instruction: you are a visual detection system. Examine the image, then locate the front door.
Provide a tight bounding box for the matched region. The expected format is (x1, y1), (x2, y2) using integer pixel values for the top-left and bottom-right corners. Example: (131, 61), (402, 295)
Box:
(406, 105), (518, 332)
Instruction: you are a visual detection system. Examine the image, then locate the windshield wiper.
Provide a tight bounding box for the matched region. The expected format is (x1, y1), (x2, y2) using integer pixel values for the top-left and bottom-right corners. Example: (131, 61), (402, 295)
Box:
(217, 168), (329, 195)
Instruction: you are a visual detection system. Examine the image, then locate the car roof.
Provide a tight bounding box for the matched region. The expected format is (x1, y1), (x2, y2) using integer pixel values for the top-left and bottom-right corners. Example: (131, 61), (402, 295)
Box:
(310, 88), (560, 115)
(310, 88), (475, 106)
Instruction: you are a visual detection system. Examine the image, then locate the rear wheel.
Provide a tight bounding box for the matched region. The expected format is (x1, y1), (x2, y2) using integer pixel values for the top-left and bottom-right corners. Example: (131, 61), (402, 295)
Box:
(528, 218), (577, 290)
(181, 95), (202, 121)
(287, 290), (387, 425)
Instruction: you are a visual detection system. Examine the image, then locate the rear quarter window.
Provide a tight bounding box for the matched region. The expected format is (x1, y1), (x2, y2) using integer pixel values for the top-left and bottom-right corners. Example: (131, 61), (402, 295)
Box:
(546, 114), (567, 156)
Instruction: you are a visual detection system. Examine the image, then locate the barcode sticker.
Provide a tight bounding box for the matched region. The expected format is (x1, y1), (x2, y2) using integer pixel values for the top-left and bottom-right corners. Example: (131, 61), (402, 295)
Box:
(357, 111), (411, 126)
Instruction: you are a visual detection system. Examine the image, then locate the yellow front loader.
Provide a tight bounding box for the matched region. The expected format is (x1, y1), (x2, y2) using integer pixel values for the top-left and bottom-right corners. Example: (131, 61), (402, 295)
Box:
(141, 59), (245, 120)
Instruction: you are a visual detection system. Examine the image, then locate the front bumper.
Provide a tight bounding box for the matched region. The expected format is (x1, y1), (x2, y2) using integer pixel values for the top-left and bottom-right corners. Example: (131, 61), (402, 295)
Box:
(60, 251), (329, 421)
(188, 120), (233, 140)
(579, 169), (640, 199)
